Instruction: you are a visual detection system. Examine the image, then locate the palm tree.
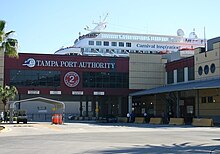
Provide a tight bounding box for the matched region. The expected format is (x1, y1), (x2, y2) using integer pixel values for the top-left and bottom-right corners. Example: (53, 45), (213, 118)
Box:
(0, 20), (18, 58)
(0, 85), (18, 113)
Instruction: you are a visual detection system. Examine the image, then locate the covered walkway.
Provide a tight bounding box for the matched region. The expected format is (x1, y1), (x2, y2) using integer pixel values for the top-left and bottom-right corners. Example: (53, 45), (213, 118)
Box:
(129, 78), (220, 119)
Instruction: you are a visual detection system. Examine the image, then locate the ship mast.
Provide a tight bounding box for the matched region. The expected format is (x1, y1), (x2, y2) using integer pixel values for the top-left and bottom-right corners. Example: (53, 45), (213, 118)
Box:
(84, 13), (109, 32)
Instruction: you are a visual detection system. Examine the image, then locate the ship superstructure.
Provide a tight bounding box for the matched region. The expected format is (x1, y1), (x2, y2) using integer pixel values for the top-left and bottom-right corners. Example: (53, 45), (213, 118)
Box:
(55, 15), (205, 57)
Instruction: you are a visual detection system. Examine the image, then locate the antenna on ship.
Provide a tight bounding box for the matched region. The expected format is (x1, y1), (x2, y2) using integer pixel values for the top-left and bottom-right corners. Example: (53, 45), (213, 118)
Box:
(204, 26), (207, 57)
(84, 13), (109, 32)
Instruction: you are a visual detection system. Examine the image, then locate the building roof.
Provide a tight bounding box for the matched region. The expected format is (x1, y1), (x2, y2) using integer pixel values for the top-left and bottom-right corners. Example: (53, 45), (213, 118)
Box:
(130, 78), (220, 96)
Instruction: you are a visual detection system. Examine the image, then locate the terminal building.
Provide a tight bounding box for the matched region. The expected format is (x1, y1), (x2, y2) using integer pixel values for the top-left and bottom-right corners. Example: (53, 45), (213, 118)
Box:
(130, 37), (220, 124)
(1, 37), (220, 124)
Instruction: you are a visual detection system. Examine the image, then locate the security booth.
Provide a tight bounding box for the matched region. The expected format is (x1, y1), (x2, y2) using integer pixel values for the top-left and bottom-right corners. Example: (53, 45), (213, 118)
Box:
(9, 97), (65, 124)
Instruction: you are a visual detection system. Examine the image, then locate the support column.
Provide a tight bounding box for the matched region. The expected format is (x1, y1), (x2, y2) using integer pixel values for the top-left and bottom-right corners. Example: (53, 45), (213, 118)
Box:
(79, 96), (83, 117)
(184, 67), (188, 82)
(174, 69), (177, 84)
(176, 91), (180, 118)
(128, 96), (132, 113)
(92, 96), (96, 117)
(9, 102), (14, 124)
(165, 72), (168, 85)
(118, 97), (122, 115)
(96, 97), (100, 118)
(86, 96), (88, 117)
(196, 89), (200, 118)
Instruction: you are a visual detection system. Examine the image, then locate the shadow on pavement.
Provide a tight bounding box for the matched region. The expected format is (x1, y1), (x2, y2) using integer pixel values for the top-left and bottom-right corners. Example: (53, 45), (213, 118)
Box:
(91, 142), (220, 154)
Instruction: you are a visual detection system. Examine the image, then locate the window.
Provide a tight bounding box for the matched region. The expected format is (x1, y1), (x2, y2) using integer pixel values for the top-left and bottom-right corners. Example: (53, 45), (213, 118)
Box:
(198, 66), (203, 76)
(88, 41), (94, 45)
(210, 63), (216, 73)
(104, 41), (109, 46)
(208, 96), (213, 103)
(119, 42), (124, 47)
(126, 42), (131, 47)
(96, 41), (102, 46)
(188, 67), (194, 81)
(177, 68), (184, 82)
(111, 42), (117, 46)
(10, 70), (60, 87)
(83, 72), (128, 88)
(201, 97), (206, 103)
(167, 71), (174, 84)
(204, 65), (209, 75)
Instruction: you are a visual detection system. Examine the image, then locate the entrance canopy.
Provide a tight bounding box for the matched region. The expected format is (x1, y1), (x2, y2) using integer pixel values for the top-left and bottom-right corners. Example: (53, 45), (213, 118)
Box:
(130, 78), (220, 96)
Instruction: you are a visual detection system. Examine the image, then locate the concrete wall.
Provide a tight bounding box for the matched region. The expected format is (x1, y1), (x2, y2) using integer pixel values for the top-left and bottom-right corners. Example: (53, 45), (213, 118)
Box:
(198, 89), (220, 117)
(129, 53), (166, 90)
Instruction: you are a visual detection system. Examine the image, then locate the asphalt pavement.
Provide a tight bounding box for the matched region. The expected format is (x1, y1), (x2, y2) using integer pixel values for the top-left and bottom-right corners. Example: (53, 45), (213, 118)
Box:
(0, 122), (220, 154)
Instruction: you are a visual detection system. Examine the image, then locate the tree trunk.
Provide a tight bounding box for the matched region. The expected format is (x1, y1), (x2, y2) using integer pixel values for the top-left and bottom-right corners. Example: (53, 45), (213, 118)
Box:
(3, 100), (7, 113)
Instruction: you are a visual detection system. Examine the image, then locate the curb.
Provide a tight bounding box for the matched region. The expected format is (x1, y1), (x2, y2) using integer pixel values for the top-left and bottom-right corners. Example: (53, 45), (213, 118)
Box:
(0, 125), (11, 133)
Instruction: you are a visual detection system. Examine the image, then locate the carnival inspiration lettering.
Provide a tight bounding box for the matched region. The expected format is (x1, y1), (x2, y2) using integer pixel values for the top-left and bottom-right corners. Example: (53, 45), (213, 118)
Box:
(136, 44), (180, 50)
(22, 58), (115, 69)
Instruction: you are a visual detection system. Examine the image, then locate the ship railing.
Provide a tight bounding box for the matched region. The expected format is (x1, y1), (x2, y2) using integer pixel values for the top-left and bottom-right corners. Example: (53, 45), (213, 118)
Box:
(99, 32), (205, 44)
(78, 33), (99, 40)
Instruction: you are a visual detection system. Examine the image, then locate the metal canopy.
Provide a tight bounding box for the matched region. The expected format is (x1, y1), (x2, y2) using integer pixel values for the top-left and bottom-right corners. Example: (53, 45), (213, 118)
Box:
(9, 97), (65, 123)
(130, 78), (220, 96)
(10, 97), (65, 110)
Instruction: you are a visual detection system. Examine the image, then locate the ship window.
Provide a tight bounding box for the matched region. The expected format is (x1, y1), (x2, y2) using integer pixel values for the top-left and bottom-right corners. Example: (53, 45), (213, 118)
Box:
(111, 42), (117, 46)
(89, 41), (94, 45)
(119, 42), (124, 47)
(96, 41), (102, 46)
(104, 41), (109, 46)
(126, 42), (131, 47)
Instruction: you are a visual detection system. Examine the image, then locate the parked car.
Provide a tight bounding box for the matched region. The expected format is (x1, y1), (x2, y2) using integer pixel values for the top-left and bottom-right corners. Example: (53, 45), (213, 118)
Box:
(16, 110), (28, 124)
(99, 114), (117, 123)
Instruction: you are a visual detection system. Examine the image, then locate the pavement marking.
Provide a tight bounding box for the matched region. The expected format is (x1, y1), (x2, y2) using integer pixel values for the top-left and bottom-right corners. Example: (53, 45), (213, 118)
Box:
(36, 123), (62, 131)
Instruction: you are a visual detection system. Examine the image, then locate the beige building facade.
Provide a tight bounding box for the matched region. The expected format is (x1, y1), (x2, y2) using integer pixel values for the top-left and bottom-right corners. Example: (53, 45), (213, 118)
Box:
(129, 53), (167, 90)
(130, 38), (220, 124)
(194, 42), (220, 80)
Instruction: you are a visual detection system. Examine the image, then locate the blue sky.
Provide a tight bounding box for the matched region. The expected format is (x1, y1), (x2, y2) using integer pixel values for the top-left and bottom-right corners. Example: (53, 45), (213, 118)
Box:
(1, 0), (220, 54)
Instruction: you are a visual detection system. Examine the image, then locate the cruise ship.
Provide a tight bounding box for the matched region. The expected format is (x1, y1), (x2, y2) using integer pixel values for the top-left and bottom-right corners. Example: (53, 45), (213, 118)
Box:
(55, 15), (205, 57)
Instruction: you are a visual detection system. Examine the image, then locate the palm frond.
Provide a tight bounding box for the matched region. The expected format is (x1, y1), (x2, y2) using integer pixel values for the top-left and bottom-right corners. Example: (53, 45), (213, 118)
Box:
(4, 40), (18, 58)
(0, 20), (6, 32)
(5, 31), (15, 38)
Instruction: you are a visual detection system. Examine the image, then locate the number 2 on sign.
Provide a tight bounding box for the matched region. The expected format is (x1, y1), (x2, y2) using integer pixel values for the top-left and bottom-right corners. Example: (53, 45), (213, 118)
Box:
(70, 76), (75, 82)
